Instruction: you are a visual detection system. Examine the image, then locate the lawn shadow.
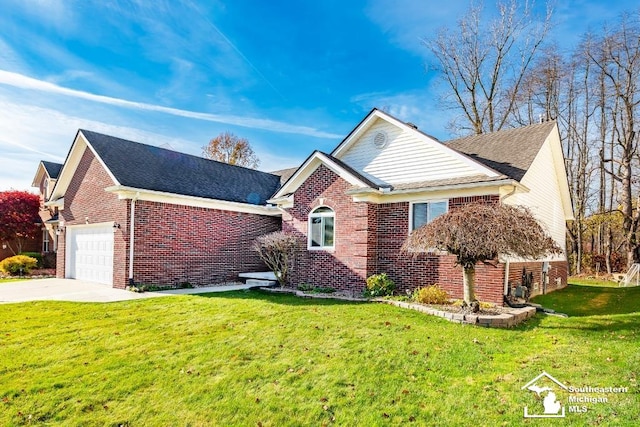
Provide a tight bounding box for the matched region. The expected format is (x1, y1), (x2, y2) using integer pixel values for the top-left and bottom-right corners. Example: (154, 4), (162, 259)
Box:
(189, 289), (369, 307)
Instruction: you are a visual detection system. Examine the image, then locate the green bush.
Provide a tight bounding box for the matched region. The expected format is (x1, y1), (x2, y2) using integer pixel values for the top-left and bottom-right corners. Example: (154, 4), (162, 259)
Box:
(19, 252), (43, 268)
(297, 283), (314, 292)
(364, 273), (396, 297)
(0, 255), (38, 276)
(412, 285), (450, 305)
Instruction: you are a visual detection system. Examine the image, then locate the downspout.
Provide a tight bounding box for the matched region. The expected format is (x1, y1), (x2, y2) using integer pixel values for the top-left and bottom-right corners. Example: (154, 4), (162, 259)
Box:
(501, 184), (517, 297)
(503, 260), (510, 296)
(128, 192), (140, 286)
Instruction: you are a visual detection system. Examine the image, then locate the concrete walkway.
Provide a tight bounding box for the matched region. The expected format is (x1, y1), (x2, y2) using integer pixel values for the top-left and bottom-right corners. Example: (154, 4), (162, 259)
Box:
(0, 278), (256, 304)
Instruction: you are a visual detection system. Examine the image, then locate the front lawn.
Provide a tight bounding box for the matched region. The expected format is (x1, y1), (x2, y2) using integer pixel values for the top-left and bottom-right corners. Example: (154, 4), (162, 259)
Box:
(1, 291), (638, 425)
(531, 283), (640, 316)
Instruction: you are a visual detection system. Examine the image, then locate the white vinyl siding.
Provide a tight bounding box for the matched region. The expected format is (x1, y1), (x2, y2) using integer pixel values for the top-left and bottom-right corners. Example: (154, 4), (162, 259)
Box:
(410, 200), (448, 231)
(504, 137), (567, 260)
(339, 119), (482, 186)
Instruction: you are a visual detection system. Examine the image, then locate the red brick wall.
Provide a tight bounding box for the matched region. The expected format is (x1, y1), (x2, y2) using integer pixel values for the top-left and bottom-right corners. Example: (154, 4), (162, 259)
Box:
(282, 165), (374, 293)
(374, 201), (506, 304)
(0, 239), (41, 261)
(56, 147), (281, 288)
(132, 201), (280, 286)
(507, 261), (568, 298)
(283, 166), (508, 303)
(56, 148), (129, 287)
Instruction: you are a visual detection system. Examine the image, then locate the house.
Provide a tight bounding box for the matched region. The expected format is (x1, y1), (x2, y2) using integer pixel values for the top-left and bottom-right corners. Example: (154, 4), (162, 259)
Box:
(37, 109), (573, 304)
(0, 162), (56, 262)
(32, 160), (64, 256)
(269, 109), (573, 303)
(43, 130), (282, 287)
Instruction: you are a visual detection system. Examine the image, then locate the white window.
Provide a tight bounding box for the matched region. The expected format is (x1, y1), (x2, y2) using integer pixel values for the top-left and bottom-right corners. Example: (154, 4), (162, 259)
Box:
(308, 206), (335, 249)
(43, 229), (50, 252)
(410, 200), (448, 231)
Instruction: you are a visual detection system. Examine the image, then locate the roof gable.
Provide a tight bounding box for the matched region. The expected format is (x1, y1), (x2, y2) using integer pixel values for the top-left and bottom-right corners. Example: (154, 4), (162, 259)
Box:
(50, 130), (281, 206)
(271, 151), (379, 200)
(32, 160), (63, 187)
(446, 121), (556, 181)
(42, 161), (63, 179)
(331, 109), (500, 186)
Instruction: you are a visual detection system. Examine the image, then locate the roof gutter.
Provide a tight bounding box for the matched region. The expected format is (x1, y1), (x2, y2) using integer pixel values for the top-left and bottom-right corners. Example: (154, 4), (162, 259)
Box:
(44, 197), (65, 209)
(346, 179), (527, 197)
(104, 185), (281, 216)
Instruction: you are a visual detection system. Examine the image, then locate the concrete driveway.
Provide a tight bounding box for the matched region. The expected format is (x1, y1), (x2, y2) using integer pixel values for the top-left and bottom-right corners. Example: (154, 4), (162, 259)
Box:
(0, 278), (257, 304)
(0, 278), (169, 303)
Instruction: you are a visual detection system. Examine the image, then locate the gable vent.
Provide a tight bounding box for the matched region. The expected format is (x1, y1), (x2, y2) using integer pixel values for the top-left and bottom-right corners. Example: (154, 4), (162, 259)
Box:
(373, 131), (388, 149)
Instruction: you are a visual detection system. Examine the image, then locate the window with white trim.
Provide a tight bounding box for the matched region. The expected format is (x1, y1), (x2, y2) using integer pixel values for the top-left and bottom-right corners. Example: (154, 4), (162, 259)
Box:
(42, 229), (50, 252)
(309, 206), (335, 249)
(410, 201), (448, 231)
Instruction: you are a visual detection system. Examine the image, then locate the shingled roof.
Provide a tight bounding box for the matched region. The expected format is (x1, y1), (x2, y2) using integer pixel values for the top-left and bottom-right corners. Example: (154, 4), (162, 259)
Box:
(80, 130), (282, 205)
(41, 160), (63, 179)
(269, 167), (299, 186)
(445, 121), (556, 181)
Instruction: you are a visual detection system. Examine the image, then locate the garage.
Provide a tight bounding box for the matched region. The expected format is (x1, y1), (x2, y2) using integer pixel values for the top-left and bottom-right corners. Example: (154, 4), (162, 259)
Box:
(66, 223), (114, 285)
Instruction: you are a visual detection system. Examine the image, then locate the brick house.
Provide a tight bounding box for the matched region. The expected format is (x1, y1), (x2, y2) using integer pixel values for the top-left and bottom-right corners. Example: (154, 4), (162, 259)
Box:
(269, 109), (573, 303)
(39, 109), (573, 304)
(44, 130), (281, 288)
(32, 160), (63, 258)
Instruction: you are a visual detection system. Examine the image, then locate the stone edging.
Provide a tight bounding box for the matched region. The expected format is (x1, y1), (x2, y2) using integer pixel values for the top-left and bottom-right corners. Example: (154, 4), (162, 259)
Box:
(377, 299), (537, 328)
(259, 287), (536, 327)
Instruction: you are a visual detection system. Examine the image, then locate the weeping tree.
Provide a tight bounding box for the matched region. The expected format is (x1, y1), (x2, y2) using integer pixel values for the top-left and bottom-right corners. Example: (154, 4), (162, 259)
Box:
(402, 203), (561, 307)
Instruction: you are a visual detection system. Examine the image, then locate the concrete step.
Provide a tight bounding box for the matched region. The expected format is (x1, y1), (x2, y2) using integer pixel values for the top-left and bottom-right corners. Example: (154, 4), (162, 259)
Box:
(245, 279), (277, 287)
(239, 271), (278, 281)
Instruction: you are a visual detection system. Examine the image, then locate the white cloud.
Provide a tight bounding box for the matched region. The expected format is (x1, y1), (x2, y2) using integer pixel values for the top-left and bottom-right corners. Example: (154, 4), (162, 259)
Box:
(4, 0), (74, 34)
(350, 89), (454, 140)
(0, 99), (207, 191)
(365, 0), (467, 57)
(0, 37), (28, 72)
(0, 97), (309, 191)
(0, 70), (341, 139)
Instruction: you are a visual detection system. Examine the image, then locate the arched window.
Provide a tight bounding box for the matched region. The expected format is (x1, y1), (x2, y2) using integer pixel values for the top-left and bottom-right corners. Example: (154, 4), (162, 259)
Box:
(309, 206), (335, 249)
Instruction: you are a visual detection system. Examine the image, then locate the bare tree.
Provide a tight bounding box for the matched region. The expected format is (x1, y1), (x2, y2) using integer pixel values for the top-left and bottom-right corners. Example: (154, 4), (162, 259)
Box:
(423, 0), (552, 135)
(254, 231), (298, 287)
(202, 131), (260, 169)
(402, 203), (560, 309)
(588, 13), (640, 268)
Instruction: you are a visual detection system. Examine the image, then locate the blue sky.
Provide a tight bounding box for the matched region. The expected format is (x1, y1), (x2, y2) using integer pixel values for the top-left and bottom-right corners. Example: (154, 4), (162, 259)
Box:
(0, 0), (636, 191)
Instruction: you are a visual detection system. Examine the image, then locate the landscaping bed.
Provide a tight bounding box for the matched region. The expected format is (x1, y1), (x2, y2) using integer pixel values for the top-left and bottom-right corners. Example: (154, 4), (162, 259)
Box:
(378, 298), (536, 327)
(262, 286), (535, 327)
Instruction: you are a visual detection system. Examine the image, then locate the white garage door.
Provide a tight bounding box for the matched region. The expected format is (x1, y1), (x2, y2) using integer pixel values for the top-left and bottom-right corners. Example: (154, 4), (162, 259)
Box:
(66, 224), (114, 285)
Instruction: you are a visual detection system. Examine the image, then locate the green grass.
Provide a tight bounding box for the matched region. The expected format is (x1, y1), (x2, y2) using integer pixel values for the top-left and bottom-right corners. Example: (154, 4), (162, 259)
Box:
(0, 277), (29, 284)
(567, 276), (620, 288)
(532, 283), (640, 317)
(1, 290), (638, 426)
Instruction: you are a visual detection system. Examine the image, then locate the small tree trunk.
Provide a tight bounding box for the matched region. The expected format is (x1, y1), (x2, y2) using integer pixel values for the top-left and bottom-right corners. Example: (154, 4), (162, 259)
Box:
(5, 241), (17, 256)
(605, 226), (613, 274)
(463, 266), (476, 304)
